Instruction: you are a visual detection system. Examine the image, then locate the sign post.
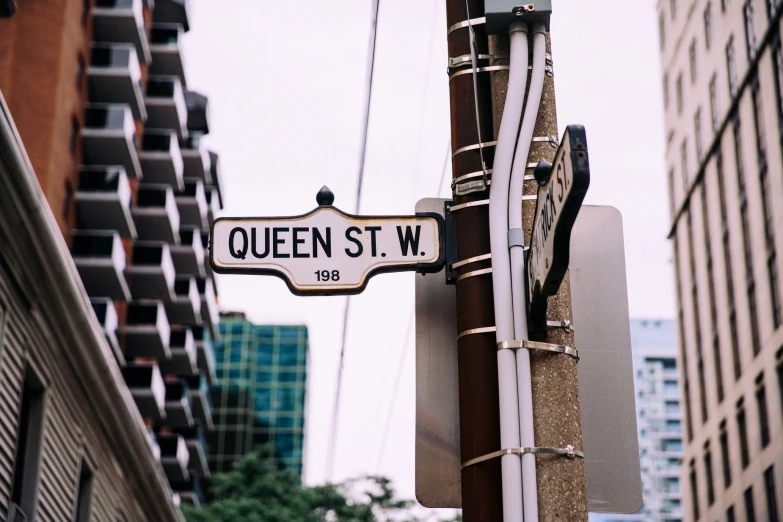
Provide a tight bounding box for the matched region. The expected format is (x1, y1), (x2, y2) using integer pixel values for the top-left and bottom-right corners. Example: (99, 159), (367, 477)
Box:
(527, 124), (591, 328)
(210, 187), (445, 295)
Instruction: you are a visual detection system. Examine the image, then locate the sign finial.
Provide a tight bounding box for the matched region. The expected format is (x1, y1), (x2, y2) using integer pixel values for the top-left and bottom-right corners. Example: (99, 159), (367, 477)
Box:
(316, 186), (335, 206)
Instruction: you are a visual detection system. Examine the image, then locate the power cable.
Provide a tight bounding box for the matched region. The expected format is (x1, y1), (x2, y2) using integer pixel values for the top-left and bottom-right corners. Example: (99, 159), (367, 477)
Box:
(325, 0), (381, 482)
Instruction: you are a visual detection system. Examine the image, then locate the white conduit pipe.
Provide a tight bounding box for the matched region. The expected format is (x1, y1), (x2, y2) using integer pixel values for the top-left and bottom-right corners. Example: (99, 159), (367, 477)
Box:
(487, 21), (529, 522)
(509, 22), (548, 522)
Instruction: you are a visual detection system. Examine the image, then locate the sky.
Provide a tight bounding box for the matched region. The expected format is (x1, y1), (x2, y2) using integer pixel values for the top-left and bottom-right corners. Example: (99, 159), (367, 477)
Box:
(184, 0), (673, 512)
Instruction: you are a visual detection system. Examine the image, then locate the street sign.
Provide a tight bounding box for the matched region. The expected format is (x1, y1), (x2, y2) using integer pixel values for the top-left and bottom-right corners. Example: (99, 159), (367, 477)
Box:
(527, 125), (590, 323)
(415, 200), (641, 513)
(210, 187), (445, 295)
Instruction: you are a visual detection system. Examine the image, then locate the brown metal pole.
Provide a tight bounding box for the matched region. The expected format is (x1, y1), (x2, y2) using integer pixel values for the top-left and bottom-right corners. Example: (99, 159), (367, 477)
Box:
(445, 1), (504, 520)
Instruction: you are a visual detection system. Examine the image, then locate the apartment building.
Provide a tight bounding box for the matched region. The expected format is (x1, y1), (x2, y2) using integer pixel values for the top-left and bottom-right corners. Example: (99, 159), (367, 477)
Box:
(592, 320), (685, 522)
(659, 0), (783, 520)
(210, 313), (308, 478)
(0, 0), (223, 517)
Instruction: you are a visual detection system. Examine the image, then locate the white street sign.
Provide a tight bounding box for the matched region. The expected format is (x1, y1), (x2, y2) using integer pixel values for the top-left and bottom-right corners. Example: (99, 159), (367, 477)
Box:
(527, 125), (590, 313)
(210, 192), (444, 295)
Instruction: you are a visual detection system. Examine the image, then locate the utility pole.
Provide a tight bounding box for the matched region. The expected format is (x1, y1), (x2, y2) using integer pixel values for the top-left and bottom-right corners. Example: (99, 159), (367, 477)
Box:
(445, 1), (589, 520)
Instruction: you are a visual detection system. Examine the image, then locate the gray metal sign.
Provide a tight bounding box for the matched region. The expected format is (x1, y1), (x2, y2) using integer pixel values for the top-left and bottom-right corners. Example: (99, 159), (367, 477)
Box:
(415, 200), (641, 514)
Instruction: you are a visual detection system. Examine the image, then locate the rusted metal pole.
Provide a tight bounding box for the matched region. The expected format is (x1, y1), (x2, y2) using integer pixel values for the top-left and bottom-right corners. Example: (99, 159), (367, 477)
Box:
(445, 1), (504, 520)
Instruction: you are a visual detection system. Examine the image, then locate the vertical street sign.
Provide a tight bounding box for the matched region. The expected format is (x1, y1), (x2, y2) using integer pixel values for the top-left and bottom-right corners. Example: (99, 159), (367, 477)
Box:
(527, 125), (590, 326)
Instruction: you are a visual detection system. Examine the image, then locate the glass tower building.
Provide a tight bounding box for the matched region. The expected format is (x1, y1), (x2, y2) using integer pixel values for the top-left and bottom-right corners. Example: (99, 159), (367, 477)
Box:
(208, 313), (308, 477)
(591, 319), (684, 522)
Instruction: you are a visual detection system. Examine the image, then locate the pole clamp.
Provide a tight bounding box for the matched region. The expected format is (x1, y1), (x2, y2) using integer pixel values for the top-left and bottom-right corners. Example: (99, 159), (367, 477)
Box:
(547, 320), (574, 333)
(461, 445), (584, 469)
(508, 228), (525, 248)
(498, 339), (579, 359)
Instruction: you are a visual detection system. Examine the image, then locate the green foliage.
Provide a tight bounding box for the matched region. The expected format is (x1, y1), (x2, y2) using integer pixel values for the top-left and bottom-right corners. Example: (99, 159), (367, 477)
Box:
(181, 446), (456, 522)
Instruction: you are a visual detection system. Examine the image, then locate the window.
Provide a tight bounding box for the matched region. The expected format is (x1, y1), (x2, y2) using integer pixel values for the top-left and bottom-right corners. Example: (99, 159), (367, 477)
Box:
(765, 466), (780, 522)
(704, 450), (715, 505)
(690, 40), (698, 83)
(704, 3), (714, 49)
(695, 108), (703, 159)
(745, 0), (758, 59)
(769, 0), (782, 17)
(681, 139), (689, 186)
(677, 73), (684, 114)
(745, 486), (756, 522)
(76, 54), (84, 90)
(689, 462), (700, 520)
(671, 0), (677, 19)
(720, 423), (732, 487)
(710, 74), (720, 131)
(727, 505), (735, 522)
(73, 459), (94, 522)
(727, 36), (738, 96)
(773, 38), (783, 150)
(69, 117), (80, 154)
(62, 181), (73, 222)
(668, 168), (676, 213)
(11, 365), (47, 518)
(701, 182), (723, 403)
(81, 0), (90, 26)
(659, 12), (666, 49)
(757, 382), (770, 447)
(737, 404), (750, 468)
(663, 73), (670, 109)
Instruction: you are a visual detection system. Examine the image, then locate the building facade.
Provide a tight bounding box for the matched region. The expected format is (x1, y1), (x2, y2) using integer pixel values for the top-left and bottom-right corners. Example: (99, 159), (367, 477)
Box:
(209, 313), (308, 477)
(659, 0), (783, 520)
(592, 320), (685, 522)
(0, 0), (224, 516)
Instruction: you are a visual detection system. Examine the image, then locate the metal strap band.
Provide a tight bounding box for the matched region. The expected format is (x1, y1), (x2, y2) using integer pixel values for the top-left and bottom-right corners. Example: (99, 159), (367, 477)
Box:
(446, 16), (486, 36)
(522, 195), (537, 201)
(449, 53), (509, 68)
(452, 169), (493, 185)
(457, 326), (496, 339)
(452, 140), (498, 159)
(526, 162), (538, 169)
(449, 199), (489, 212)
(449, 65), (510, 81)
(532, 135), (559, 147)
(454, 179), (489, 196)
(461, 445), (584, 469)
(456, 267), (492, 283)
(524, 174), (535, 181)
(498, 340), (579, 359)
(508, 228), (525, 248)
(547, 320), (574, 332)
(451, 253), (491, 270)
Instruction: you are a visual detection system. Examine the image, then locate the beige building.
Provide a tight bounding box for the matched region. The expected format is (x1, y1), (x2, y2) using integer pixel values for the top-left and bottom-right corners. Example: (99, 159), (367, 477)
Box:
(659, 0), (783, 520)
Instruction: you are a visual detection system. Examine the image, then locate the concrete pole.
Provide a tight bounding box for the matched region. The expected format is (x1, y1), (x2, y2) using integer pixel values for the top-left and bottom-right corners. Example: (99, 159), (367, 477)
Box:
(489, 33), (589, 521)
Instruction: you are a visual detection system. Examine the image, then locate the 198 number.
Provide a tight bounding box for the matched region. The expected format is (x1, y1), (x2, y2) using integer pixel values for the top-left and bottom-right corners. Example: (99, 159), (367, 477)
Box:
(314, 270), (340, 282)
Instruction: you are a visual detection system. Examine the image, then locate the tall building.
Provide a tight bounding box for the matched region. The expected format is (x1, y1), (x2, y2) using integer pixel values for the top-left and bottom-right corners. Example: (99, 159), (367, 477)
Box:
(0, 0), (224, 516)
(659, 0), (783, 520)
(209, 313), (308, 477)
(591, 320), (685, 522)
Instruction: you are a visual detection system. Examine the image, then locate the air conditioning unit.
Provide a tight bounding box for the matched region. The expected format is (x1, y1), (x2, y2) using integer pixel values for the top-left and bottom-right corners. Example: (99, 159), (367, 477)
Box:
(7, 503), (27, 522)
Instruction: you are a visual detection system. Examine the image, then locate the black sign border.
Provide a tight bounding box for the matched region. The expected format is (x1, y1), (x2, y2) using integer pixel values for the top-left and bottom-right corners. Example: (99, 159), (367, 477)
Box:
(527, 125), (591, 322)
(209, 205), (446, 296)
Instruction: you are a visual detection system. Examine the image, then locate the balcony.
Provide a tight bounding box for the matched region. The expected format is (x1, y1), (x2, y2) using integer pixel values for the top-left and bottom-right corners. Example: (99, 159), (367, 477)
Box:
(120, 301), (172, 359)
(132, 184), (181, 243)
(183, 373), (213, 431)
(164, 380), (195, 427)
(208, 151), (224, 209)
(90, 298), (124, 366)
(150, 24), (187, 86)
(170, 475), (204, 508)
(204, 185), (219, 226)
(123, 362), (166, 421)
(184, 90), (209, 135)
(71, 230), (130, 301)
(159, 326), (197, 376)
(170, 227), (205, 278)
(139, 130), (184, 190)
(180, 136), (211, 183)
(92, 0), (150, 64)
(147, 428), (161, 460)
(165, 276), (202, 326)
(171, 425), (209, 479)
(88, 43), (146, 120)
(175, 179), (208, 229)
(157, 433), (190, 482)
(76, 166), (136, 238)
(82, 104), (141, 179)
(196, 277), (219, 339)
(191, 325), (216, 384)
(126, 243), (176, 301)
(145, 76), (188, 140)
(153, 0), (190, 32)
(201, 230), (213, 279)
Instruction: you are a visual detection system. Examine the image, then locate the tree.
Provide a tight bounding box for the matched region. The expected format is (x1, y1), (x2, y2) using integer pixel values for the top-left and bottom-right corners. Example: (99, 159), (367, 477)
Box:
(181, 447), (458, 522)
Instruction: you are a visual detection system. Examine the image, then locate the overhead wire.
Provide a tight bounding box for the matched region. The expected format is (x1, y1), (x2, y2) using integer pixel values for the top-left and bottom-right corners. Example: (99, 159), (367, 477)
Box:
(325, 0), (381, 482)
